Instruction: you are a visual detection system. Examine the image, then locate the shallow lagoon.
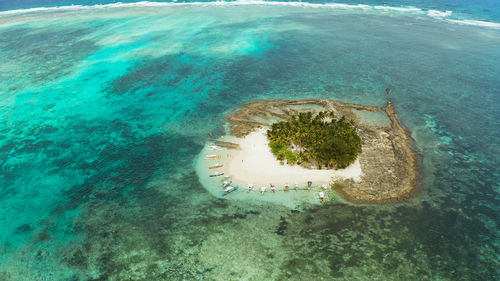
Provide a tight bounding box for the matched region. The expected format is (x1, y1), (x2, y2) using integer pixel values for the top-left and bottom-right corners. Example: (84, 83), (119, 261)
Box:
(0, 3), (499, 280)
(353, 109), (391, 127)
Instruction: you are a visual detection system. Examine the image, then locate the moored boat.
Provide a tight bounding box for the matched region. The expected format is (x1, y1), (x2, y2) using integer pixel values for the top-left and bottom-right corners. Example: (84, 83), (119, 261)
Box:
(205, 154), (221, 160)
(247, 183), (254, 193)
(209, 171), (224, 177)
(208, 163), (223, 169)
(220, 175), (231, 181)
(318, 190), (325, 203)
(221, 185), (239, 196)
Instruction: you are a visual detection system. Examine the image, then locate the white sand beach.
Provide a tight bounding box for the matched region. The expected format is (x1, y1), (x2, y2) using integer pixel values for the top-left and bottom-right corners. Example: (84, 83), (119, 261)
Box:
(226, 128), (362, 187)
(195, 128), (363, 207)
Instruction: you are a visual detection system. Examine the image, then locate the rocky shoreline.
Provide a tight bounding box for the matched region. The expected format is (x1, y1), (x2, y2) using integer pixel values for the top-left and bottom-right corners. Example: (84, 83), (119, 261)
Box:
(226, 99), (419, 203)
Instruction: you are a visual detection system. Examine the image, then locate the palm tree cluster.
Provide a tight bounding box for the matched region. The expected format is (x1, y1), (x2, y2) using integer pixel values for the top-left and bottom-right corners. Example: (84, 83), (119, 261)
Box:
(267, 111), (361, 169)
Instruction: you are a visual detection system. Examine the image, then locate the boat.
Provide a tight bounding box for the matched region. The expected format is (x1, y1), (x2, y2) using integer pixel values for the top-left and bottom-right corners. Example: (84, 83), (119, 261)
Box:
(205, 154), (220, 160)
(318, 190), (325, 203)
(208, 145), (222, 150)
(209, 171), (224, 177)
(208, 164), (223, 169)
(260, 186), (267, 194)
(220, 175), (231, 181)
(246, 183), (254, 193)
(221, 185), (239, 196)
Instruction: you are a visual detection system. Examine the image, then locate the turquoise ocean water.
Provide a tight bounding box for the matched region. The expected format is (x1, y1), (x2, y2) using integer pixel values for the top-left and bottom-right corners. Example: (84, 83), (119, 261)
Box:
(0, 1), (499, 280)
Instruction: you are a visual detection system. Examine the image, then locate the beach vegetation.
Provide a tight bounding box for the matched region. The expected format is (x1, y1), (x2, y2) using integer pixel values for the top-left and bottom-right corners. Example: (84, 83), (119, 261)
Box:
(285, 150), (297, 164)
(269, 140), (297, 164)
(267, 111), (361, 169)
(269, 140), (285, 154)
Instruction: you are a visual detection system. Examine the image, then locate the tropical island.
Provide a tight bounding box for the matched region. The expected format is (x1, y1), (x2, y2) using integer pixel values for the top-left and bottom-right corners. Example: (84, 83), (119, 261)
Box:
(196, 99), (419, 205)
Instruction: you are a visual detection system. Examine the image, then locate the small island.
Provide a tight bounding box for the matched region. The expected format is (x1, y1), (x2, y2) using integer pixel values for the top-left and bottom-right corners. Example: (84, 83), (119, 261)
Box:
(196, 99), (419, 204)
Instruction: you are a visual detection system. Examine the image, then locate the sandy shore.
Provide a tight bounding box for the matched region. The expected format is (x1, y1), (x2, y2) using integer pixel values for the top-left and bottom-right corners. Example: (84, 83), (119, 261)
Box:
(227, 129), (362, 187)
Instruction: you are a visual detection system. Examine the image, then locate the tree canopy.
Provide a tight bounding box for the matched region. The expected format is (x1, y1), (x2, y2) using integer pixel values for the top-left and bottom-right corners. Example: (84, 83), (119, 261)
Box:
(266, 111), (361, 169)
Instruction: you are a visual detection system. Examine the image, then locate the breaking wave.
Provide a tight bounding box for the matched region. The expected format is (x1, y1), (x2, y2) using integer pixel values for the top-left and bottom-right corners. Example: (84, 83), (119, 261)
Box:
(0, 1), (499, 29)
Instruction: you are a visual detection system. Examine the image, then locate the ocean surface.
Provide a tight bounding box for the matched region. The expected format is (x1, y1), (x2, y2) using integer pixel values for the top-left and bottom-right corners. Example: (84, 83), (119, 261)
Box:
(0, 1), (499, 280)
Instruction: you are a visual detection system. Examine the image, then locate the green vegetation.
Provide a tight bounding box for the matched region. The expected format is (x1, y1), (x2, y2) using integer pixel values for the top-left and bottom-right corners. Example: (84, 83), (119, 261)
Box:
(267, 111), (362, 169)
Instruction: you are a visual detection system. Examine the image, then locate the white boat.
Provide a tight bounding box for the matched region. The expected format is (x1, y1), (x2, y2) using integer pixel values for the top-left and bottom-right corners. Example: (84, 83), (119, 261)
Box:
(205, 154), (220, 160)
(208, 163), (223, 169)
(221, 185), (239, 196)
(209, 171), (224, 177)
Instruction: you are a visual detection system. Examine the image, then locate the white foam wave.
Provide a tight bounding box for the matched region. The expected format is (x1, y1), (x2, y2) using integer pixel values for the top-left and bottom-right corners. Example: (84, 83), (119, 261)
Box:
(0, 1), (436, 15)
(373, 5), (421, 13)
(447, 19), (500, 28)
(0, 5), (87, 15)
(427, 9), (452, 18)
(0, 1), (498, 29)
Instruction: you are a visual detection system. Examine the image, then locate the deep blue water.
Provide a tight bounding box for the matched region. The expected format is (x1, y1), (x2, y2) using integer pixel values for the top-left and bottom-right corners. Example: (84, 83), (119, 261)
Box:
(0, 1), (499, 280)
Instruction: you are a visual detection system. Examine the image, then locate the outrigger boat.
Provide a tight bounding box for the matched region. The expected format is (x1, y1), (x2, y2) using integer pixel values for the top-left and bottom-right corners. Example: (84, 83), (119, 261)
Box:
(209, 171), (224, 177)
(221, 185), (239, 196)
(208, 145), (222, 150)
(247, 183), (254, 193)
(208, 163), (223, 169)
(220, 175), (231, 181)
(205, 154), (221, 160)
(318, 190), (325, 203)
